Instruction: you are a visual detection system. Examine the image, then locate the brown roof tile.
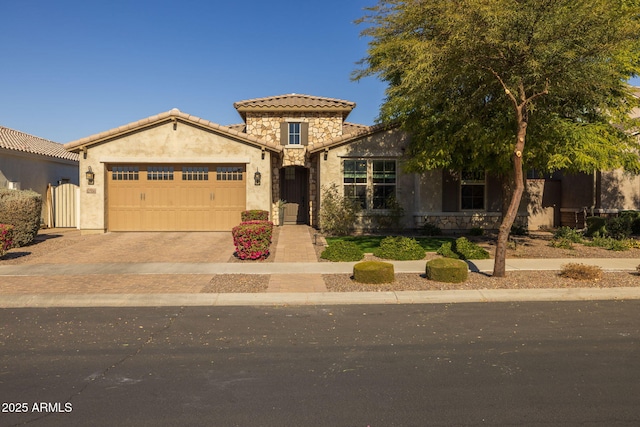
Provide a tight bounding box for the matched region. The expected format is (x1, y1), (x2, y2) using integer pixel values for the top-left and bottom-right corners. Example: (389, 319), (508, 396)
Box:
(0, 126), (79, 162)
(234, 94), (356, 120)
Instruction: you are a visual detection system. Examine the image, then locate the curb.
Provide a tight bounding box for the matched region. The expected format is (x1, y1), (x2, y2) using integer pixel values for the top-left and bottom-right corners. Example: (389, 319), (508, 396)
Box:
(2, 287), (640, 308)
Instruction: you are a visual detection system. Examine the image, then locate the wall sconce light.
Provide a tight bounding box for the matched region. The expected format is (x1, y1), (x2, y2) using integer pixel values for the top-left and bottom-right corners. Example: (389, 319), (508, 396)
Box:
(254, 169), (261, 186)
(85, 166), (95, 185)
(324, 149), (329, 161)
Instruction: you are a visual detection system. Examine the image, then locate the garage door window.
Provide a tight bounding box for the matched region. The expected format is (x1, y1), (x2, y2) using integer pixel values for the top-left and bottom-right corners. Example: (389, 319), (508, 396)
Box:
(182, 167), (209, 181)
(148, 166), (174, 180)
(216, 167), (243, 181)
(112, 166), (139, 181)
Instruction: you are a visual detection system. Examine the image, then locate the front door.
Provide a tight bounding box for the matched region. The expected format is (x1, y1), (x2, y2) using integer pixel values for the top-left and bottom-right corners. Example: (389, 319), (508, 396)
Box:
(280, 166), (308, 224)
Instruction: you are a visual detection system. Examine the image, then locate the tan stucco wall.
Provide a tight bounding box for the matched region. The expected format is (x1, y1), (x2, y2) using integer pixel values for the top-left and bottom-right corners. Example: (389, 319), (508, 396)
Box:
(0, 148), (79, 221)
(79, 121), (271, 232)
(319, 129), (415, 229)
(599, 169), (640, 210)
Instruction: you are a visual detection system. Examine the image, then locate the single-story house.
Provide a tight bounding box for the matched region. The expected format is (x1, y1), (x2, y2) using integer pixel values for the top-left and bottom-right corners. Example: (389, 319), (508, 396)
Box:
(63, 94), (640, 234)
(0, 126), (79, 223)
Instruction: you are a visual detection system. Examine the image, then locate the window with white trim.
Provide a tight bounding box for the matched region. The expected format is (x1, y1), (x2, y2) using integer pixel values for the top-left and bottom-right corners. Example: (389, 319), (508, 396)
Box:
(343, 159), (397, 210)
(460, 170), (485, 210)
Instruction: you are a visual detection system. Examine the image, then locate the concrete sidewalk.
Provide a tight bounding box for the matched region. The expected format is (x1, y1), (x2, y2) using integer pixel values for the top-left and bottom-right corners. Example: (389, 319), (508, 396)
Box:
(0, 257), (637, 276)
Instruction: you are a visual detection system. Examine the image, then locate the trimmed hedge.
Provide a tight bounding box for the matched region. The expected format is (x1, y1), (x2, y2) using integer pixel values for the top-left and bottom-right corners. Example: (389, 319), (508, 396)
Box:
(241, 210), (270, 222)
(426, 258), (468, 283)
(232, 220), (274, 260)
(0, 189), (42, 247)
(321, 240), (364, 262)
(0, 224), (14, 257)
(372, 236), (425, 260)
(353, 261), (395, 284)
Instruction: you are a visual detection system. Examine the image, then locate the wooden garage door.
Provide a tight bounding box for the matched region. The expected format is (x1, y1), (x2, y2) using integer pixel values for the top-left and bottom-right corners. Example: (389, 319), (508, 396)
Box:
(107, 164), (246, 231)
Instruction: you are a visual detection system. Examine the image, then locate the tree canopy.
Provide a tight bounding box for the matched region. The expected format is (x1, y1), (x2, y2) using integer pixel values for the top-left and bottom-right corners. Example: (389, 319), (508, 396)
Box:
(354, 0), (640, 276)
(355, 0), (640, 175)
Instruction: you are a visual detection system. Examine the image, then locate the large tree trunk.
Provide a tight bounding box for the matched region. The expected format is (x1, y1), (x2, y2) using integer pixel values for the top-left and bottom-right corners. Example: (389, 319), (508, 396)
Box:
(493, 108), (527, 277)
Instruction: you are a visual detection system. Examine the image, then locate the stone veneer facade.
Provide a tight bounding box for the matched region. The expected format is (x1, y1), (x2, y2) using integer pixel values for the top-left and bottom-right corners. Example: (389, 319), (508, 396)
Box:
(244, 112), (344, 146)
(245, 111), (345, 227)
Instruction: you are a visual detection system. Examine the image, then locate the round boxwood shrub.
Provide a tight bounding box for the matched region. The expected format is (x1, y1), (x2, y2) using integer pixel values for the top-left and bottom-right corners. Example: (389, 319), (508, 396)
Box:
(426, 258), (468, 283)
(353, 260), (395, 284)
(0, 189), (42, 247)
(321, 240), (364, 262)
(436, 237), (489, 260)
(372, 236), (425, 260)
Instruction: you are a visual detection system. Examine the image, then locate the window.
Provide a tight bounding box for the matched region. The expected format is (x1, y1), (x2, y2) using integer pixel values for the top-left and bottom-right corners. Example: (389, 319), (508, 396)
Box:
(343, 159), (397, 210)
(343, 160), (368, 208)
(147, 166), (174, 180)
(112, 166), (139, 181)
(182, 166), (208, 181)
(460, 170), (485, 210)
(373, 160), (397, 209)
(288, 122), (301, 145)
(216, 166), (243, 181)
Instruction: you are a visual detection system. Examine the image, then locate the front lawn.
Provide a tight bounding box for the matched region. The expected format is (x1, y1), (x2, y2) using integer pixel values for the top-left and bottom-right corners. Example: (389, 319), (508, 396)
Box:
(324, 235), (453, 253)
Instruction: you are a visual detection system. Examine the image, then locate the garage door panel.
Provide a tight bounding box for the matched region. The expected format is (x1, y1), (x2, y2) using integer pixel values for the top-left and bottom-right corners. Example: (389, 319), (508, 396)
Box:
(108, 164), (246, 231)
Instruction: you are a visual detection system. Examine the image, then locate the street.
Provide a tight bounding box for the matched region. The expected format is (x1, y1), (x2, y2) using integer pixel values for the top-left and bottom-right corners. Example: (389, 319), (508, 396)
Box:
(1, 301), (640, 426)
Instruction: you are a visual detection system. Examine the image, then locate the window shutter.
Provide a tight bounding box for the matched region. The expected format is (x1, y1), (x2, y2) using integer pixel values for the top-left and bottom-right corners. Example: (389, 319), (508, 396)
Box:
(280, 122), (288, 146)
(301, 122), (309, 146)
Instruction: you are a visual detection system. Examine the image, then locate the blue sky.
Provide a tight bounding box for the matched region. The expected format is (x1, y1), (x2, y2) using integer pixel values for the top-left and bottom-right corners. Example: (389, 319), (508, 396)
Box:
(1, 0), (386, 143)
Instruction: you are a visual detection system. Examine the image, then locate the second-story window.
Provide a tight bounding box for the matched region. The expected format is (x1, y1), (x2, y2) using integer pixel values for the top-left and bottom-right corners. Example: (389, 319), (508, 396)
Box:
(289, 122), (301, 145)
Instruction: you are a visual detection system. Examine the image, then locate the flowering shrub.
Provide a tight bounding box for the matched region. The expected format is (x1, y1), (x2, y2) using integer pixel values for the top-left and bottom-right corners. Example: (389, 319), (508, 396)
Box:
(241, 210), (270, 222)
(0, 224), (14, 257)
(232, 220), (274, 260)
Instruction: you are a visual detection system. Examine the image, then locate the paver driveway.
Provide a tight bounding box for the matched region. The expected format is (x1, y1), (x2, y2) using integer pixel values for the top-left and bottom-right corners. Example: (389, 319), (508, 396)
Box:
(11, 229), (236, 264)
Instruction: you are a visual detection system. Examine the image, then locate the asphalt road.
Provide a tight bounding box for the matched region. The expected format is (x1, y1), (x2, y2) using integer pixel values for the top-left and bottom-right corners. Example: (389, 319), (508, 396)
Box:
(1, 301), (640, 426)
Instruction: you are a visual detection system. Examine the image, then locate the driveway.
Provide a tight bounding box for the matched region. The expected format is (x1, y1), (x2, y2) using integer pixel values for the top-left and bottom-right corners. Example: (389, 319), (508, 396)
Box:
(4, 229), (236, 265)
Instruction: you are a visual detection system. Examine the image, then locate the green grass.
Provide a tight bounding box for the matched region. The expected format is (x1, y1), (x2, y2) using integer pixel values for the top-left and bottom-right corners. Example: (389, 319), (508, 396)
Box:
(325, 235), (453, 253)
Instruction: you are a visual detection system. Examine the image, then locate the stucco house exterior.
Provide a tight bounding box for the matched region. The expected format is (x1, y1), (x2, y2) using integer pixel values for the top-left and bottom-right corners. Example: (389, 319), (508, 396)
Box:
(63, 93), (640, 235)
(0, 126), (79, 222)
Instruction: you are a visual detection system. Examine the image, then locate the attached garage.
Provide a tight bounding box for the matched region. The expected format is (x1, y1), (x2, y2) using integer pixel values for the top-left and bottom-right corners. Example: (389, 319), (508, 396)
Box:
(107, 164), (246, 231)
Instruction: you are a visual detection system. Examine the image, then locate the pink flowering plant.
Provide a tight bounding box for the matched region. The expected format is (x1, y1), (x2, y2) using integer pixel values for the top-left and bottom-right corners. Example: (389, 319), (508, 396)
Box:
(240, 210), (270, 222)
(0, 224), (14, 258)
(232, 220), (274, 260)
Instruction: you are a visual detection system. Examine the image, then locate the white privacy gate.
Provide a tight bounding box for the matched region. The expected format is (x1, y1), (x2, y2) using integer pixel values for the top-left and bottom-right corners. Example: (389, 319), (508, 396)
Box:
(48, 183), (79, 228)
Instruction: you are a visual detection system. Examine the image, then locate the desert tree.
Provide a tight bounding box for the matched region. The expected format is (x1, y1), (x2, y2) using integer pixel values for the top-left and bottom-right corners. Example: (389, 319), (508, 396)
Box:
(354, 0), (640, 276)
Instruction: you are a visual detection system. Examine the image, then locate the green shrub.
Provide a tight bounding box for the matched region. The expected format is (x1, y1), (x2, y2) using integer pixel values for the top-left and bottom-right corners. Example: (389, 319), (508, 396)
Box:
(319, 183), (361, 236)
(0, 189), (42, 247)
(585, 217), (606, 237)
(421, 222), (442, 236)
(353, 260), (394, 284)
(436, 241), (460, 259)
(620, 211), (640, 235)
(469, 227), (484, 236)
(559, 263), (603, 280)
(605, 216), (632, 240)
(510, 223), (529, 236)
(549, 238), (575, 250)
(586, 236), (630, 251)
(554, 226), (583, 242)
(372, 236), (425, 260)
(426, 258), (468, 283)
(0, 224), (14, 257)
(321, 241), (364, 262)
(436, 237), (490, 260)
(241, 210), (269, 221)
(232, 220), (273, 260)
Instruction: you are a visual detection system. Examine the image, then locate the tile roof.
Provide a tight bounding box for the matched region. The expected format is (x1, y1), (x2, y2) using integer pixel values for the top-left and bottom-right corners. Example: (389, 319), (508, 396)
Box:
(0, 126), (79, 162)
(234, 94), (356, 120)
(309, 121), (401, 153)
(64, 109), (283, 153)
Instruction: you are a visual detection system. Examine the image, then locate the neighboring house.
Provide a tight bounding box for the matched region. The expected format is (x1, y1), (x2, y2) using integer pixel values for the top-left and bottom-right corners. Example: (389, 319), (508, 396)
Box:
(63, 93), (640, 234)
(0, 126), (79, 223)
